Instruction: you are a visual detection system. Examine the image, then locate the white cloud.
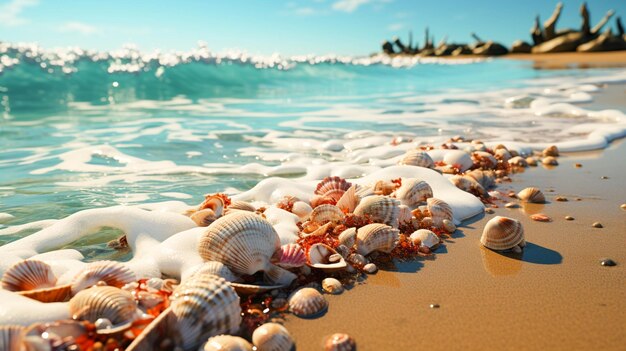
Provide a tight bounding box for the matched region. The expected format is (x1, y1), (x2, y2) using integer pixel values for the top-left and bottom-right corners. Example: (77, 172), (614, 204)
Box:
(0, 0), (39, 26)
(58, 21), (100, 35)
(332, 0), (370, 13)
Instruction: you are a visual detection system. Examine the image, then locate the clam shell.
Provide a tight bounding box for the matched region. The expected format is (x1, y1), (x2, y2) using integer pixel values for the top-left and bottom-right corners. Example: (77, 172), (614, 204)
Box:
(199, 195), (225, 215)
(353, 195), (400, 227)
(0, 325), (25, 351)
(472, 151), (498, 169)
(315, 176), (352, 201)
(288, 287), (328, 317)
(337, 227), (357, 248)
(335, 184), (360, 213)
(322, 278), (343, 294)
(310, 204), (345, 225)
(542, 145), (559, 157)
(69, 286), (138, 326)
(1, 259), (56, 292)
(542, 156), (558, 165)
(202, 335), (253, 351)
(252, 322), (294, 351)
(480, 216), (525, 251)
(397, 205), (413, 225)
(19, 284), (72, 303)
(227, 201), (256, 212)
(508, 156), (528, 167)
(291, 201), (313, 220)
(465, 169), (495, 189)
(307, 243), (347, 270)
(274, 243), (307, 269)
(409, 229), (440, 249)
(393, 178), (433, 206)
(427, 198), (453, 227)
(191, 208), (221, 227)
(449, 175), (486, 197)
(398, 149), (434, 168)
(355, 223), (400, 256)
(71, 260), (136, 296)
(517, 187), (545, 203)
(191, 261), (241, 282)
(198, 211), (280, 276)
(442, 219), (456, 233)
(324, 333), (356, 351)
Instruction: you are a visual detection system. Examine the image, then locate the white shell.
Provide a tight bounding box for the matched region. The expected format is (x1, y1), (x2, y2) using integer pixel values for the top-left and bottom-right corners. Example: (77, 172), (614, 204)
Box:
(322, 278), (343, 294)
(398, 149), (434, 168)
(449, 175), (486, 197)
(337, 227), (357, 248)
(288, 287), (328, 317)
(252, 322), (294, 351)
(363, 263), (378, 274)
(335, 184), (360, 213)
(393, 178), (433, 206)
(427, 198), (453, 227)
(69, 286), (138, 326)
(1, 259), (56, 292)
(71, 260), (136, 296)
(291, 201), (313, 220)
(517, 187), (545, 203)
(542, 145), (559, 157)
(310, 204), (345, 225)
(472, 151), (498, 169)
(324, 333), (356, 351)
(353, 195), (400, 227)
(508, 156), (528, 167)
(228, 201), (256, 212)
(202, 335), (253, 351)
(397, 205), (413, 226)
(442, 219), (456, 233)
(480, 216), (525, 251)
(355, 223), (399, 256)
(465, 169), (495, 189)
(191, 261), (241, 282)
(198, 211), (280, 276)
(307, 244), (347, 270)
(443, 150), (474, 172)
(409, 229), (440, 248)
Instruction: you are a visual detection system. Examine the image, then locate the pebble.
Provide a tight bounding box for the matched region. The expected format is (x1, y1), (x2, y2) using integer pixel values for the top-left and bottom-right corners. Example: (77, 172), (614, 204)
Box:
(600, 259), (617, 267)
(592, 222), (603, 228)
(504, 202), (518, 209)
(565, 216), (574, 221)
(429, 304), (440, 309)
(621, 204), (626, 211)
(574, 163), (582, 168)
(363, 263), (377, 274)
(555, 196), (568, 202)
(530, 213), (552, 222)
(600, 176), (609, 180)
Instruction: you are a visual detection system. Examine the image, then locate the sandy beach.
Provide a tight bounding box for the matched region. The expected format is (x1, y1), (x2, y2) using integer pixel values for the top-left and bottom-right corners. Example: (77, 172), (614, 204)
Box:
(505, 51), (626, 69)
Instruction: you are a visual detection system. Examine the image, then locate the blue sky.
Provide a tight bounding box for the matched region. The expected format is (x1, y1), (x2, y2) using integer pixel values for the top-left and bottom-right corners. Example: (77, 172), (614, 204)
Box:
(1, 0), (625, 56)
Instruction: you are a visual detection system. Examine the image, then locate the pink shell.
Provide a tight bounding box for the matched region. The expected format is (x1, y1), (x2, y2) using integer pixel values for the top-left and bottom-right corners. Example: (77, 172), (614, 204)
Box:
(315, 176), (352, 200)
(274, 244), (307, 268)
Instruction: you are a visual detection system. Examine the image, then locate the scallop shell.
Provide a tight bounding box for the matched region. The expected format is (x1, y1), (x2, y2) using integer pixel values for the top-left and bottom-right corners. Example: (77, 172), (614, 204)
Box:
(202, 335), (253, 351)
(307, 243), (347, 270)
(409, 229), (440, 249)
(322, 278), (343, 294)
(355, 223), (400, 256)
(353, 195), (400, 227)
(191, 261), (241, 282)
(517, 187), (545, 203)
(252, 323), (294, 351)
(472, 151), (498, 169)
(427, 198), (453, 227)
(69, 286), (138, 327)
(288, 287), (328, 317)
(274, 243), (307, 268)
(337, 227), (356, 249)
(443, 150), (474, 172)
(393, 178), (433, 206)
(227, 200), (256, 212)
(0, 325), (25, 351)
(465, 169), (495, 189)
(508, 156), (528, 167)
(480, 216), (525, 251)
(198, 211), (280, 276)
(1, 259), (56, 292)
(19, 284), (72, 303)
(335, 184), (360, 213)
(354, 184), (375, 198)
(71, 261), (136, 296)
(398, 149), (434, 168)
(310, 204), (345, 225)
(542, 145), (559, 157)
(449, 175), (486, 197)
(315, 176), (352, 201)
(310, 194), (337, 208)
(324, 333), (356, 351)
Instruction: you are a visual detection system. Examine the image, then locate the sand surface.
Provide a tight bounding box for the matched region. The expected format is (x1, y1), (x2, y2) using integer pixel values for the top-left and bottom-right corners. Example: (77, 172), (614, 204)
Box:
(504, 51), (626, 69)
(283, 86), (626, 350)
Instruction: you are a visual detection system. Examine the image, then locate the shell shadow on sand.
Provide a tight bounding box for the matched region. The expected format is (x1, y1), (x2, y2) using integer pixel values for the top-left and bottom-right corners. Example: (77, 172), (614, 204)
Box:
(481, 242), (563, 276)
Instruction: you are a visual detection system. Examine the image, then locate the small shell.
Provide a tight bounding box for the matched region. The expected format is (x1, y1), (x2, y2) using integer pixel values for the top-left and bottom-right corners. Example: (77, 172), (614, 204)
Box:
(443, 150), (474, 172)
(427, 198), (454, 227)
(288, 287), (328, 317)
(19, 284), (72, 303)
(324, 333), (356, 351)
(199, 195), (225, 215)
(307, 244), (347, 270)
(1, 259), (56, 292)
(363, 263), (377, 274)
(353, 195), (400, 227)
(374, 180), (397, 195)
(530, 213), (552, 222)
(449, 175), (486, 197)
(472, 151), (498, 169)
(420, 217), (434, 228)
(252, 323), (294, 351)
(310, 195), (337, 208)
(322, 278), (343, 294)
(355, 223), (400, 256)
(542, 145), (559, 157)
(542, 156), (558, 165)
(526, 157), (538, 166)
(202, 335), (253, 351)
(409, 229), (440, 249)
(335, 185), (360, 213)
(274, 243), (307, 268)
(227, 200), (256, 212)
(508, 156), (528, 167)
(494, 149), (511, 162)
(480, 216), (525, 251)
(310, 204), (345, 225)
(442, 219), (456, 233)
(399, 149), (434, 168)
(0, 325), (25, 351)
(338, 227), (357, 249)
(517, 187), (545, 203)
(69, 286), (138, 326)
(315, 176), (352, 201)
(191, 261), (241, 282)
(191, 208), (221, 227)
(393, 178), (433, 206)
(347, 253), (367, 266)
(291, 201), (313, 220)
(465, 169), (495, 189)
(71, 261), (136, 296)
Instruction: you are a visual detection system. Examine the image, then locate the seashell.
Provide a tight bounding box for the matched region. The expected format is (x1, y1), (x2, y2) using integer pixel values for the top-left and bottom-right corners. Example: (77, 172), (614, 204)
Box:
(315, 176), (352, 202)
(307, 244), (347, 270)
(393, 178), (433, 206)
(273, 243), (307, 268)
(227, 200), (256, 212)
(508, 156), (528, 167)
(198, 211), (280, 276)
(449, 175), (486, 197)
(480, 216), (525, 251)
(291, 201), (313, 220)
(542, 156), (558, 165)
(363, 263), (377, 274)
(472, 151), (498, 169)
(322, 278), (343, 294)
(302, 222), (332, 238)
(420, 217), (434, 228)
(427, 198), (453, 227)
(442, 219), (456, 233)
(202, 335), (253, 351)
(353, 195), (400, 227)
(409, 229), (440, 249)
(542, 145), (559, 157)
(347, 253), (367, 266)
(465, 169), (495, 189)
(324, 333), (356, 351)
(199, 195), (225, 215)
(374, 180), (397, 195)
(526, 157), (538, 166)
(397, 205), (413, 226)
(191, 261), (241, 282)
(354, 184), (375, 198)
(494, 148), (511, 162)
(530, 213), (551, 222)
(443, 150), (474, 172)
(145, 277), (177, 292)
(263, 265), (297, 286)
(71, 260), (136, 296)
(252, 323), (294, 351)
(229, 282), (286, 295)
(69, 286), (138, 327)
(517, 187), (545, 203)
(288, 287), (328, 317)
(310, 194), (338, 208)
(355, 223), (399, 256)
(310, 204), (345, 225)
(399, 149), (435, 168)
(335, 184), (360, 213)
(0, 325), (25, 351)
(337, 227), (357, 249)
(494, 144), (508, 151)
(2, 259), (56, 292)
(191, 208), (221, 227)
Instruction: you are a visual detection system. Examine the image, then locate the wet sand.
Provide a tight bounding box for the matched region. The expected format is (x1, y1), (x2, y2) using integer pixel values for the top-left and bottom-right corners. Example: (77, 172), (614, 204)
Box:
(504, 51), (626, 69)
(283, 87), (626, 350)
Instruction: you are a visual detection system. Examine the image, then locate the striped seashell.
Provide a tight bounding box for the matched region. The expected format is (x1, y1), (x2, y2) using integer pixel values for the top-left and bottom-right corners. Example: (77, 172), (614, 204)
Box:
(310, 194), (338, 208)
(508, 156), (528, 167)
(398, 149), (434, 168)
(191, 261), (241, 282)
(227, 200), (256, 212)
(69, 286), (138, 327)
(198, 195), (225, 215)
(324, 333), (356, 351)
(397, 205), (413, 225)
(169, 274), (242, 350)
(353, 195), (400, 227)
(542, 145), (559, 157)
(263, 265), (297, 286)
(409, 229), (440, 249)
(517, 187), (545, 203)
(198, 211), (280, 276)
(291, 201), (313, 220)
(443, 150), (474, 172)
(2, 259), (56, 292)
(202, 335), (253, 351)
(191, 208), (221, 227)
(315, 176), (352, 201)
(338, 227), (357, 248)
(393, 178), (433, 206)
(288, 287), (328, 317)
(274, 243), (307, 268)
(374, 180), (397, 196)
(465, 169), (495, 189)
(0, 325), (25, 351)
(472, 151), (498, 169)
(310, 204), (345, 225)
(449, 175), (486, 197)
(480, 216), (525, 251)
(252, 323), (294, 351)
(354, 184), (375, 199)
(307, 243), (347, 270)
(322, 278), (343, 294)
(335, 184), (360, 213)
(427, 198), (453, 227)
(302, 222), (332, 238)
(71, 261), (136, 296)
(355, 223), (400, 256)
